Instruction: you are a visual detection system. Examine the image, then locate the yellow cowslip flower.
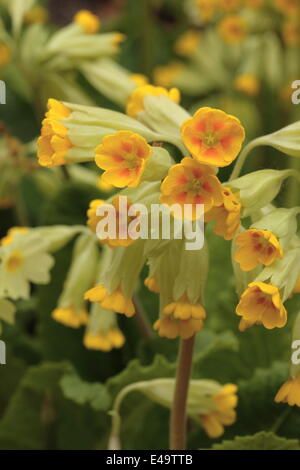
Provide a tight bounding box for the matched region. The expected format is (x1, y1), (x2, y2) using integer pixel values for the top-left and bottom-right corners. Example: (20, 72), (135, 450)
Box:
(126, 85), (181, 118)
(282, 21), (299, 46)
(37, 99), (72, 167)
(194, 0), (217, 23)
(87, 199), (105, 233)
(0, 43), (11, 67)
(85, 285), (135, 318)
(87, 196), (138, 248)
(236, 281), (287, 330)
(174, 30), (202, 56)
(274, 0), (299, 16)
(275, 374), (300, 407)
(83, 303), (125, 352)
(153, 62), (184, 88)
(234, 229), (283, 272)
(1, 227), (29, 246)
(234, 74), (261, 97)
(218, 15), (247, 44)
(84, 327), (125, 351)
(95, 131), (152, 188)
(181, 107), (245, 167)
(205, 187), (241, 240)
(24, 6), (49, 24)
(160, 157), (224, 218)
(52, 307), (89, 328)
(144, 276), (160, 293)
(73, 10), (101, 34)
(154, 315), (204, 340)
(200, 384), (238, 438)
(130, 74), (149, 87)
(163, 295), (206, 321)
(218, 0), (242, 12)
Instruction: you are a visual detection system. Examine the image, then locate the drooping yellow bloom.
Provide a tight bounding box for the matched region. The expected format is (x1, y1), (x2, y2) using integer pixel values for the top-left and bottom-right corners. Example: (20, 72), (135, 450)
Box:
(84, 327), (125, 351)
(126, 85), (181, 118)
(236, 282), (287, 330)
(235, 229), (283, 272)
(87, 199), (105, 233)
(24, 6), (49, 24)
(130, 74), (149, 87)
(201, 384), (238, 438)
(274, 0), (299, 16)
(144, 276), (160, 293)
(163, 295), (206, 321)
(85, 285), (135, 318)
(160, 157), (224, 218)
(205, 187), (241, 240)
(0, 43), (11, 67)
(95, 131), (152, 188)
(37, 99), (72, 167)
(97, 177), (114, 193)
(83, 303), (125, 351)
(234, 74), (261, 97)
(154, 315), (204, 339)
(175, 30), (202, 56)
(73, 10), (101, 34)
(218, 15), (247, 44)
(52, 307), (89, 328)
(154, 62), (184, 88)
(181, 107), (245, 167)
(1, 227), (29, 246)
(218, 0), (241, 12)
(282, 21), (300, 46)
(87, 196), (138, 247)
(275, 374), (300, 407)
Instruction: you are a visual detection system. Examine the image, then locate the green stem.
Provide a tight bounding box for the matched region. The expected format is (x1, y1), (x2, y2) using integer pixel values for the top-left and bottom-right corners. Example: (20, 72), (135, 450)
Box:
(169, 336), (195, 450)
(270, 406), (292, 434)
(133, 295), (153, 340)
(229, 137), (268, 181)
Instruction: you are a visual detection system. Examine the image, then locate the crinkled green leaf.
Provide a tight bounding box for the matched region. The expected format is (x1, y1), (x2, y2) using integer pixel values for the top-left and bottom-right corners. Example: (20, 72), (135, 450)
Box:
(211, 431), (300, 450)
(60, 372), (111, 411)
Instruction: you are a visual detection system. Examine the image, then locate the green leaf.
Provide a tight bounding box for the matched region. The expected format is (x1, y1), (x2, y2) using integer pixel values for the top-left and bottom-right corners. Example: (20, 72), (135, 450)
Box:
(60, 372), (111, 411)
(211, 431), (300, 450)
(0, 362), (109, 450)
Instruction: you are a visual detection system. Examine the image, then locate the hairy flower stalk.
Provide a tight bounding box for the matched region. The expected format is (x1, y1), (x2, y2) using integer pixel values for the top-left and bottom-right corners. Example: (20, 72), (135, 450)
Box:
(170, 336), (195, 450)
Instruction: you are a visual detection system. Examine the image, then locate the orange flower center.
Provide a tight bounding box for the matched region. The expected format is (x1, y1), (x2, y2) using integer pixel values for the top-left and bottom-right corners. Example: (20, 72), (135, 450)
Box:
(6, 251), (23, 272)
(251, 232), (274, 254)
(189, 178), (202, 193)
(203, 132), (219, 147)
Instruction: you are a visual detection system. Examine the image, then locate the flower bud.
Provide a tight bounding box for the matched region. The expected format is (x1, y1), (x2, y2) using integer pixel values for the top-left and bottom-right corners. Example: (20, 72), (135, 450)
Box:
(228, 169), (299, 217)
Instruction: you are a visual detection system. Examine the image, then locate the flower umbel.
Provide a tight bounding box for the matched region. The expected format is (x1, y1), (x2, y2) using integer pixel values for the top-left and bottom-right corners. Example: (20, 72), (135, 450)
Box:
(181, 107), (245, 167)
(95, 131), (152, 188)
(235, 229), (283, 272)
(236, 282), (287, 330)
